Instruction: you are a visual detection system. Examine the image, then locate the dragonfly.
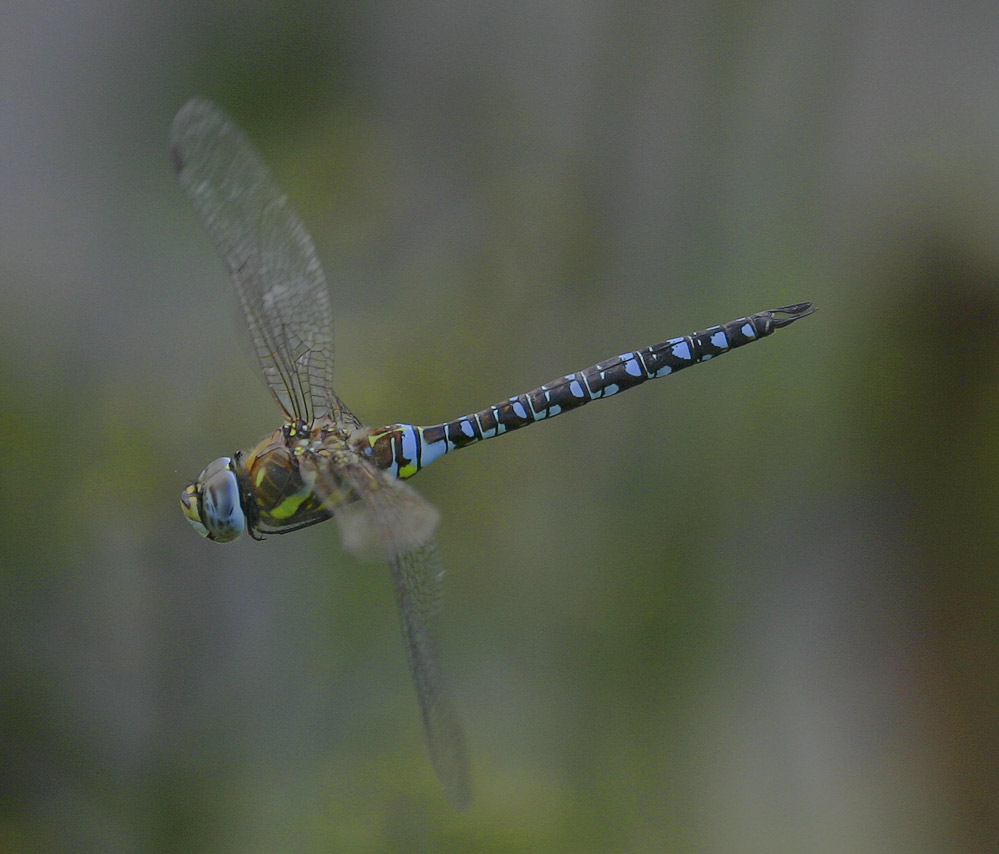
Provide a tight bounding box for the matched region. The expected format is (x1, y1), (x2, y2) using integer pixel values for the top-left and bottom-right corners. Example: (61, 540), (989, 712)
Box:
(173, 97), (813, 809)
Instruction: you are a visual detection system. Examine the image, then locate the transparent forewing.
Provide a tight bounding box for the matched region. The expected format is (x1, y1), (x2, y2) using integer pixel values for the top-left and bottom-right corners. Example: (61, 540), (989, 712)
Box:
(305, 456), (472, 808)
(170, 98), (355, 427)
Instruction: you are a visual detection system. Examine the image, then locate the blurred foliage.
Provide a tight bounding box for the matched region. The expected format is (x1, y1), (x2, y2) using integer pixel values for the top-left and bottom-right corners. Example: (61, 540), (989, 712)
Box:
(2, 1), (998, 851)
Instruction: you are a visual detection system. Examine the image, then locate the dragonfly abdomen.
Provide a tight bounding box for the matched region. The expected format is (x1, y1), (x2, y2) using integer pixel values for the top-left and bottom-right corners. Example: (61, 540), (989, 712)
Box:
(355, 303), (813, 480)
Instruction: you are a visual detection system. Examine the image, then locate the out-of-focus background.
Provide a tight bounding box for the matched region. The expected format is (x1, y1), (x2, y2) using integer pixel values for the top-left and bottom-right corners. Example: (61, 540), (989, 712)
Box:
(2, 2), (997, 852)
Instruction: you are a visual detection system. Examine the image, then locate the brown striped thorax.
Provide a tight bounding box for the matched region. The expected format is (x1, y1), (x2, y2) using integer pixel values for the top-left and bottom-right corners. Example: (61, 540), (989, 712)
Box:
(182, 418), (385, 542)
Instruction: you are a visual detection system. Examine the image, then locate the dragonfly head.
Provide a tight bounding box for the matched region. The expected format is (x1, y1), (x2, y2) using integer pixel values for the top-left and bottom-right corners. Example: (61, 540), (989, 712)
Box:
(180, 456), (246, 542)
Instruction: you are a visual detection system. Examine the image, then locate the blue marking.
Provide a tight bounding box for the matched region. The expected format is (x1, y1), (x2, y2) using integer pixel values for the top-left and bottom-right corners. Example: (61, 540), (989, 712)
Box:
(400, 426), (418, 464)
(671, 340), (692, 360)
(621, 355), (642, 377)
(460, 419), (475, 438)
(653, 365), (673, 377)
(569, 380), (586, 398)
(547, 404), (561, 417)
(710, 331), (729, 349)
(702, 354), (713, 361)
(513, 401), (528, 419)
(603, 383), (620, 397)
(741, 322), (756, 338)
(420, 437), (448, 468)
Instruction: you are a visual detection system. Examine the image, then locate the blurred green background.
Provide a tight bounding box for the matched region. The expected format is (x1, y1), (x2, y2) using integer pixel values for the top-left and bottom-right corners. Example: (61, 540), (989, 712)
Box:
(2, 2), (998, 852)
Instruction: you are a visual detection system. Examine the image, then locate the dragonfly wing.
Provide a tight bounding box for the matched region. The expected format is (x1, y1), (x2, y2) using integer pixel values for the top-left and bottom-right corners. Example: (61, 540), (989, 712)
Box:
(306, 456), (471, 808)
(170, 98), (358, 430)
(384, 528), (471, 810)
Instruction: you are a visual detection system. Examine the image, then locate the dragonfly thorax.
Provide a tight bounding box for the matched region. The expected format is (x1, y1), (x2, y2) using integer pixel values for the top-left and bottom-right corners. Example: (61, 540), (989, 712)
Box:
(181, 456), (246, 542)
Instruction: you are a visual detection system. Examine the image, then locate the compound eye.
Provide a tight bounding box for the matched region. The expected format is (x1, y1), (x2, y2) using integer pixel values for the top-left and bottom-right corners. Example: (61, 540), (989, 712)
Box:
(182, 457), (246, 542)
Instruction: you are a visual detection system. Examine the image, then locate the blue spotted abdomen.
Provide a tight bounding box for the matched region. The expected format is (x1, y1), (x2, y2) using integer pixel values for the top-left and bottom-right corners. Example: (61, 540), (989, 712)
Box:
(355, 304), (812, 479)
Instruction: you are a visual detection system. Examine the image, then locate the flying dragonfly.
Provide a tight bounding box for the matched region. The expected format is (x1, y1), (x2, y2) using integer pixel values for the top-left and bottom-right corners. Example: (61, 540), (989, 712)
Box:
(173, 97), (813, 809)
